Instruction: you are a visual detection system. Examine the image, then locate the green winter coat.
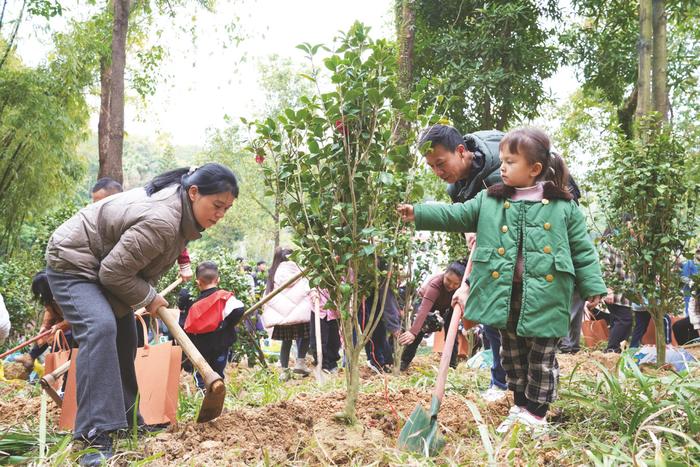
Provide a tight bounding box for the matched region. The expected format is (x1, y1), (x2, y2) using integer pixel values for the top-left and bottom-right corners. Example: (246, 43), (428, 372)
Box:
(414, 182), (607, 338)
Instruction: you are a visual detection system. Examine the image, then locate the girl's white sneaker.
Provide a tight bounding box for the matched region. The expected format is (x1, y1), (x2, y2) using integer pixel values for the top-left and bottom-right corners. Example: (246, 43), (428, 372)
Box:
(482, 386), (507, 402)
(516, 409), (550, 438)
(496, 405), (522, 434)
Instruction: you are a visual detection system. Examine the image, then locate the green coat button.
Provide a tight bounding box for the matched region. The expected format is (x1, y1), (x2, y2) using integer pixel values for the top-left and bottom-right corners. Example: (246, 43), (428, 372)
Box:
(501, 225), (508, 233)
(497, 247), (505, 256)
(492, 271), (500, 279)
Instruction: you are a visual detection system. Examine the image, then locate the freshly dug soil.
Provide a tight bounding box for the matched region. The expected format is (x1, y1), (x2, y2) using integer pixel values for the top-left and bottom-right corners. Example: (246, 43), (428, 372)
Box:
(143, 388), (495, 465)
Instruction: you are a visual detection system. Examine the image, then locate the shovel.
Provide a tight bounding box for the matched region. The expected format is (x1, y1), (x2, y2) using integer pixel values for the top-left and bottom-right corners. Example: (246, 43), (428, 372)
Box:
(40, 359), (70, 407)
(397, 302), (463, 455)
(398, 251), (475, 456)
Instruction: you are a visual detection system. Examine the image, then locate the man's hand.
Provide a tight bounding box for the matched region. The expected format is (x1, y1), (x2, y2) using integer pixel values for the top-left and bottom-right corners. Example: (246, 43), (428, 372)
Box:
(398, 331), (416, 346)
(145, 294), (168, 316)
(586, 295), (601, 310)
(451, 283), (470, 309)
(397, 204), (415, 222)
(465, 233), (476, 250)
(604, 288), (614, 305)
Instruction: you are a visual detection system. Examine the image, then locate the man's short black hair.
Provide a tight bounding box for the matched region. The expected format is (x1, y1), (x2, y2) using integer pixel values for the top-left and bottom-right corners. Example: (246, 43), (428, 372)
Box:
(91, 177), (123, 194)
(418, 124), (464, 154)
(196, 261), (219, 285)
(256, 260), (266, 266)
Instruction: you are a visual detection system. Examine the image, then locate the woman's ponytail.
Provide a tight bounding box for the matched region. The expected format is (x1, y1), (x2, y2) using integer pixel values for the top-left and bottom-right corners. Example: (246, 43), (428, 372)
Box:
(145, 163), (239, 198)
(144, 168), (190, 196)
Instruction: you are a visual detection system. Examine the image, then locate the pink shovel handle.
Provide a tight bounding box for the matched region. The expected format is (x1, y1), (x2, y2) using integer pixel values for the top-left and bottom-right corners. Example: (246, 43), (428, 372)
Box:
(433, 248), (475, 401)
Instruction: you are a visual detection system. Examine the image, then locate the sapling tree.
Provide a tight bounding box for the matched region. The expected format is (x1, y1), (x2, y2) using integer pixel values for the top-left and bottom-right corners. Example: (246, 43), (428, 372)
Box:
(249, 22), (441, 423)
(597, 122), (698, 365)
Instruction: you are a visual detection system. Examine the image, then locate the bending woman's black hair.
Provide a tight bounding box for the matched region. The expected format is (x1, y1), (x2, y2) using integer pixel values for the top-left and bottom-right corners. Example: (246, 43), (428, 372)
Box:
(31, 270), (54, 306)
(145, 163), (239, 198)
(265, 247), (293, 295)
(446, 259), (467, 278)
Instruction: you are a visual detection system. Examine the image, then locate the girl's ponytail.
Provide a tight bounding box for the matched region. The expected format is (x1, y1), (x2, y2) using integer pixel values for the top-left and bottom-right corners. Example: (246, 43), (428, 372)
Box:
(546, 151), (570, 194)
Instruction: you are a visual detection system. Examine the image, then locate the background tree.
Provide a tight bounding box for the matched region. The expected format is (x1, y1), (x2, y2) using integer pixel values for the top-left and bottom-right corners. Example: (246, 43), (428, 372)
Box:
(410, 0), (560, 132)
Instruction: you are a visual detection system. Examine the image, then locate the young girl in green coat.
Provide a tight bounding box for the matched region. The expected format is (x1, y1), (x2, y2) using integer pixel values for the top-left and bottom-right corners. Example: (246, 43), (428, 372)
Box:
(398, 127), (607, 435)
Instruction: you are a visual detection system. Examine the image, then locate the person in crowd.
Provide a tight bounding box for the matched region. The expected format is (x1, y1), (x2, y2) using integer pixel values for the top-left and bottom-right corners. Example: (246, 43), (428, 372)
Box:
(398, 127), (606, 435)
(90, 177), (123, 203)
(358, 259), (402, 373)
(600, 237), (634, 353)
(681, 246), (700, 316)
(179, 261), (244, 388)
(45, 163), (238, 465)
(673, 290), (699, 345)
(14, 270), (73, 370)
(629, 301), (671, 348)
(397, 260), (466, 373)
(262, 247), (312, 380)
(0, 293), (10, 345)
(309, 289), (341, 373)
(254, 260), (268, 287)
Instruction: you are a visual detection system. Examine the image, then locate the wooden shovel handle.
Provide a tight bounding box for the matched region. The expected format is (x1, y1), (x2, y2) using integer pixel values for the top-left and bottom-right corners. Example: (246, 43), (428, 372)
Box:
(156, 306), (222, 390)
(434, 248), (475, 402)
(135, 278), (183, 316)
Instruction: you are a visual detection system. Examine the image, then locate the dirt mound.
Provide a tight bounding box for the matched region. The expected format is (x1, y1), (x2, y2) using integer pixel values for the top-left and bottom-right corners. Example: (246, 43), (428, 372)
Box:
(0, 382), (61, 428)
(143, 387), (502, 465)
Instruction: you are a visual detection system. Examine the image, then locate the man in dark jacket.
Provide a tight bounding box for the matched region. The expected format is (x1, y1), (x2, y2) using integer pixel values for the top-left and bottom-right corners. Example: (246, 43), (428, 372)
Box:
(416, 124), (584, 402)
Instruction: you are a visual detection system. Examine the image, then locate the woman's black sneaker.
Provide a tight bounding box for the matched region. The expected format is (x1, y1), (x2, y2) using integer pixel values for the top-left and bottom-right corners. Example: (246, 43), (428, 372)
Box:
(79, 432), (113, 467)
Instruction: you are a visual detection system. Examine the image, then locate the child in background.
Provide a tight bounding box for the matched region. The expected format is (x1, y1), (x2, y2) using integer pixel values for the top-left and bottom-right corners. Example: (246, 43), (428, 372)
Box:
(180, 261), (245, 388)
(262, 247), (312, 380)
(309, 289), (341, 373)
(398, 127), (606, 435)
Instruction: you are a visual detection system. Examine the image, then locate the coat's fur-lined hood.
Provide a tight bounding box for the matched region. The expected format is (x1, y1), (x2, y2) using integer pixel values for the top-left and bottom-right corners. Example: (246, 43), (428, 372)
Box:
(486, 181), (574, 201)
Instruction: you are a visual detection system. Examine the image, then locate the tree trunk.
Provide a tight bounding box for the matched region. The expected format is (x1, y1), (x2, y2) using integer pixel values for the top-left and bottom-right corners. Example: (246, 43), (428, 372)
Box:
(635, 0), (653, 120)
(395, 0), (415, 143)
(102, 0), (130, 184)
(341, 341), (361, 424)
(98, 58), (112, 178)
(653, 307), (666, 365)
(651, 0), (669, 122)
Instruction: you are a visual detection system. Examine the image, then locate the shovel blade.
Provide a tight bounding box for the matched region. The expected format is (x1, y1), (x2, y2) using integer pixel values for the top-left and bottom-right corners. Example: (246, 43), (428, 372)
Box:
(398, 398), (445, 456)
(196, 379), (226, 423)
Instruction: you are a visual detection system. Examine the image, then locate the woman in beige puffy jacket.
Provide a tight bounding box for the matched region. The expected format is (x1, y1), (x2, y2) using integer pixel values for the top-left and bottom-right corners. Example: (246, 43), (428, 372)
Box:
(45, 164), (238, 465)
